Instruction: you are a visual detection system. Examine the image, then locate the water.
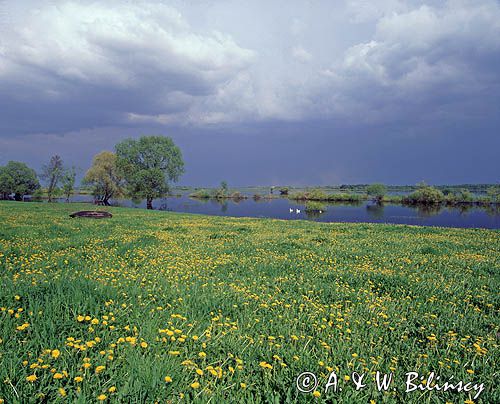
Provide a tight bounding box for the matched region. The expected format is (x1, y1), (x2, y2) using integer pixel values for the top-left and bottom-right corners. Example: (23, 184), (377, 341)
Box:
(58, 194), (500, 229)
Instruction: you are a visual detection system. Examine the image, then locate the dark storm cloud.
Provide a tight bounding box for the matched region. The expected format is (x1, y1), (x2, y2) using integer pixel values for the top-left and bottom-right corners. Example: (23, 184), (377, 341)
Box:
(0, 0), (499, 184)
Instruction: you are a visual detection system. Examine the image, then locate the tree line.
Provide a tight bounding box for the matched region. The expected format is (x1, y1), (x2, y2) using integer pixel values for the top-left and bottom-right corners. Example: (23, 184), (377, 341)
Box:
(0, 135), (184, 209)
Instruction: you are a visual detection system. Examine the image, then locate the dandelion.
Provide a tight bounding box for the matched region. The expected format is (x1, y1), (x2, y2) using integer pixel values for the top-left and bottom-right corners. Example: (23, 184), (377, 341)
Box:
(58, 388), (66, 397)
(26, 374), (37, 382)
(97, 394), (107, 401)
(259, 361), (273, 369)
(108, 386), (116, 393)
(140, 341), (148, 348)
(74, 376), (83, 382)
(51, 349), (60, 359)
(313, 391), (321, 398)
(191, 381), (200, 389)
(95, 365), (105, 373)
(53, 373), (64, 379)
(240, 383), (247, 389)
(164, 376), (172, 383)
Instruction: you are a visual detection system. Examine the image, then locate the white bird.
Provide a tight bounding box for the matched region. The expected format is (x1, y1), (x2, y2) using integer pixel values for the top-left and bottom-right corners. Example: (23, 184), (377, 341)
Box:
(296, 209), (301, 214)
(319, 210), (322, 213)
(289, 208), (294, 213)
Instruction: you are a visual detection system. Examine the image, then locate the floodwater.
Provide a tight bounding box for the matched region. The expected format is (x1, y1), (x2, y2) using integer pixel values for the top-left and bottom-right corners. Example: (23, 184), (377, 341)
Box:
(59, 194), (500, 229)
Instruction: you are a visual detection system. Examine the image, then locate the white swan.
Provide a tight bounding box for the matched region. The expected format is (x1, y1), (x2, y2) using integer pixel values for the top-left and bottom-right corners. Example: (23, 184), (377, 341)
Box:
(289, 208), (294, 213)
(296, 209), (301, 214)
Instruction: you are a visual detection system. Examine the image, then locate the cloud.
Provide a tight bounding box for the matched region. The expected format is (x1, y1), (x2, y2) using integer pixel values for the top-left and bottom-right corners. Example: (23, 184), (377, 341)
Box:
(0, 0), (255, 133)
(310, 0), (500, 126)
(291, 46), (313, 63)
(0, 0), (499, 136)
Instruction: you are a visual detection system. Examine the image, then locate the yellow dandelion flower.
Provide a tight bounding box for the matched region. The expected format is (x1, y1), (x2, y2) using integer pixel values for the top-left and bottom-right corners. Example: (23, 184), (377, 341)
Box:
(108, 386), (116, 393)
(58, 388), (66, 397)
(53, 373), (64, 379)
(140, 341), (148, 348)
(95, 365), (105, 373)
(312, 391), (321, 398)
(51, 349), (60, 359)
(191, 381), (200, 389)
(26, 374), (37, 382)
(74, 376), (83, 383)
(97, 394), (107, 401)
(164, 376), (172, 383)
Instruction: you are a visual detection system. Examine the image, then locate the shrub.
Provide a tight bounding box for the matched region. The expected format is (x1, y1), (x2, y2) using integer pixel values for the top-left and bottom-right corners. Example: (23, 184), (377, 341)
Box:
(403, 185), (444, 204)
(366, 183), (387, 203)
(190, 189), (211, 198)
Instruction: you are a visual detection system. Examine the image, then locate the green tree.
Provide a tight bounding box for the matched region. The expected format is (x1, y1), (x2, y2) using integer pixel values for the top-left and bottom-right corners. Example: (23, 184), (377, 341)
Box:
(83, 151), (123, 206)
(41, 155), (64, 202)
(115, 136), (184, 209)
(61, 166), (77, 202)
(0, 161), (40, 200)
(367, 183), (387, 203)
(487, 185), (500, 203)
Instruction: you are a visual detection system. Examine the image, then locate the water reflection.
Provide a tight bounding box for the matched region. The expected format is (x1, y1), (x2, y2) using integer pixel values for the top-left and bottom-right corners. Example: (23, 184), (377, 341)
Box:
(366, 203), (385, 220)
(51, 194), (499, 229)
(415, 204), (443, 218)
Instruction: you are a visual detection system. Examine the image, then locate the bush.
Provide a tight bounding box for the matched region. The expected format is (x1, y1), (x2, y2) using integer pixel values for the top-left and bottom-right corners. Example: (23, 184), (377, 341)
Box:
(327, 193), (363, 202)
(366, 183), (387, 203)
(304, 201), (327, 212)
(230, 191), (246, 200)
(403, 185), (444, 204)
(190, 189), (211, 198)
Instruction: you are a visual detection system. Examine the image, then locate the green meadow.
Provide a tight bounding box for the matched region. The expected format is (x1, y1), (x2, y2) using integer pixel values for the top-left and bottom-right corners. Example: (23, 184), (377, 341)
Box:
(0, 201), (498, 403)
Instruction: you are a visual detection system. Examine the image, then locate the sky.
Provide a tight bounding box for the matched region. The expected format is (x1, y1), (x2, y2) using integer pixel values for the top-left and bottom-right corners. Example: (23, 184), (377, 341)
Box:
(0, 0), (499, 186)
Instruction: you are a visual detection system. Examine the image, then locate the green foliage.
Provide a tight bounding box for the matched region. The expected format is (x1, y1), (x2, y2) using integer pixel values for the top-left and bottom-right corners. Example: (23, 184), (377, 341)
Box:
(83, 151), (123, 205)
(326, 193), (363, 202)
(307, 188), (328, 200)
(40, 155), (64, 202)
(0, 161), (40, 200)
(189, 189), (211, 199)
(229, 191), (246, 200)
(61, 167), (76, 202)
(115, 136), (184, 209)
(366, 183), (387, 202)
(304, 201), (327, 212)
(403, 184), (445, 204)
(212, 181), (229, 199)
(487, 185), (500, 203)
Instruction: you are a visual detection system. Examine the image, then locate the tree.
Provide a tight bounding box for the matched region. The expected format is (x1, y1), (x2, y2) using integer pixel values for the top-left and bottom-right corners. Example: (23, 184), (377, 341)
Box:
(61, 167), (76, 202)
(487, 185), (500, 203)
(367, 183), (387, 203)
(115, 136), (184, 209)
(83, 151), (123, 206)
(0, 161), (40, 200)
(41, 155), (64, 202)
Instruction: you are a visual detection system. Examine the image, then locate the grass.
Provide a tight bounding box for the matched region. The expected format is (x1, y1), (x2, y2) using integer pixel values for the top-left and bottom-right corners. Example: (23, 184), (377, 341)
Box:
(0, 201), (498, 403)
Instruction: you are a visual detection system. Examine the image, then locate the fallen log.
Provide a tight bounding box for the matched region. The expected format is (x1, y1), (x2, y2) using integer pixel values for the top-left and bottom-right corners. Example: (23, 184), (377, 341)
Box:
(69, 211), (112, 219)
